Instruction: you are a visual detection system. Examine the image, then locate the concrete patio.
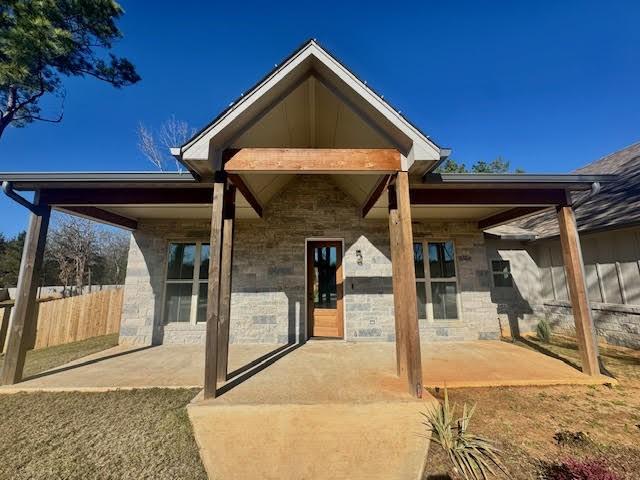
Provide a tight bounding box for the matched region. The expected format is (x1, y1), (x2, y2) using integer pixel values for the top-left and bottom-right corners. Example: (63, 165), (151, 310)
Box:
(0, 339), (610, 393)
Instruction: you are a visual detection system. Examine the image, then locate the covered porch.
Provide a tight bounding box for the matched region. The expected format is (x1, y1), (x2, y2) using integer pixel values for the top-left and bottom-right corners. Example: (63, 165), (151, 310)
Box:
(0, 339), (610, 394)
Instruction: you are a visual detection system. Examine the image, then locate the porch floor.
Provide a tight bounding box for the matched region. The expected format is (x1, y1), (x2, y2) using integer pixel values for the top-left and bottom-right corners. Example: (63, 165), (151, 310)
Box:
(0, 339), (610, 394)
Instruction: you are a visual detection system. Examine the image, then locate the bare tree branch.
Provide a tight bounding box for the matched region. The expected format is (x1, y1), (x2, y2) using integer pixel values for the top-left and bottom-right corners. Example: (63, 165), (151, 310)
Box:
(137, 123), (165, 171)
(137, 116), (195, 172)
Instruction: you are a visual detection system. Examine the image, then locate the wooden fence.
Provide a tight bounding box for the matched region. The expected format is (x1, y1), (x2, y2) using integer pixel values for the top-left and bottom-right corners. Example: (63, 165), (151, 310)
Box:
(0, 288), (123, 351)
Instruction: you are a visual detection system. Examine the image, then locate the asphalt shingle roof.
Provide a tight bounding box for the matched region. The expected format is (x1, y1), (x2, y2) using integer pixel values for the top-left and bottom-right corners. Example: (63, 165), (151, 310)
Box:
(513, 142), (640, 238)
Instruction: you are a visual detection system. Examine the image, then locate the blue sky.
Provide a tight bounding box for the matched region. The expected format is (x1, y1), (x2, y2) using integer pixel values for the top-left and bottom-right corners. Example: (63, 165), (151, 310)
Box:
(1, 0), (639, 236)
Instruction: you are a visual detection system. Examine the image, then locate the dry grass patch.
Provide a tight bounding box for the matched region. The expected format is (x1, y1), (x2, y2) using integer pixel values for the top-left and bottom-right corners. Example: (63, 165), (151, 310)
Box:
(0, 333), (119, 381)
(423, 337), (640, 479)
(0, 388), (207, 480)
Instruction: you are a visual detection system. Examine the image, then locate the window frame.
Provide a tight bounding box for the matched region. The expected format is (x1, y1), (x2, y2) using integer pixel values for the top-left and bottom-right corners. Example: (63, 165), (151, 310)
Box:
(415, 239), (462, 322)
(490, 258), (514, 288)
(163, 240), (210, 325)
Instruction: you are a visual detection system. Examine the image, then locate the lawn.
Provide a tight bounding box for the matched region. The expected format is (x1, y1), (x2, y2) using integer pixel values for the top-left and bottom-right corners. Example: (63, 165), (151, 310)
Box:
(0, 333), (119, 381)
(0, 388), (207, 480)
(0, 335), (207, 479)
(422, 336), (640, 479)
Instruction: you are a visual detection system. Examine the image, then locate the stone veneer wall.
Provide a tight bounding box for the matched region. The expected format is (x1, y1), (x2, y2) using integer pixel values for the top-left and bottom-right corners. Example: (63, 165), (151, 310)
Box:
(120, 175), (499, 345)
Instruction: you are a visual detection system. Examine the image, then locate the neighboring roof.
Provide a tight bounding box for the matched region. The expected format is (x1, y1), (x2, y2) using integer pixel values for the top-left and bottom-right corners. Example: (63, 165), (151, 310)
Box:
(176, 39), (446, 174)
(512, 142), (640, 238)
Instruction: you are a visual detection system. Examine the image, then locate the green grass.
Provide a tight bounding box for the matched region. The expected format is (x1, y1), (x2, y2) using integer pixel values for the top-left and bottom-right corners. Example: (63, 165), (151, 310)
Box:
(0, 388), (207, 479)
(0, 333), (119, 381)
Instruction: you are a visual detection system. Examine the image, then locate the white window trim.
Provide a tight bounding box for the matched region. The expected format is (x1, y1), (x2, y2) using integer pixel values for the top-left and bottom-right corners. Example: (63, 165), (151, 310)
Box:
(490, 258), (514, 288)
(163, 240), (210, 326)
(415, 239), (462, 322)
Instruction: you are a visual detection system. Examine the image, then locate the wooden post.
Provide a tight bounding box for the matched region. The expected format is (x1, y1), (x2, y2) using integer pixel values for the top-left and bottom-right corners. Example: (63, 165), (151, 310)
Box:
(388, 172), (423, 398)
(1, 201), (50, 385)
(204, 176), (227, 399)
(0, 305), (12, 353)
(217, 184), (236, 382)
(557, 205), (601, 376)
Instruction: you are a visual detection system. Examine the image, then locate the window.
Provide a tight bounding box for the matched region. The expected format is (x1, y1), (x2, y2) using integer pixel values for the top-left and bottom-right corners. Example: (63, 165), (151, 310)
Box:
(491, 259), (513, 288)
(164, 242), (210, 324)
(414, 240), (460, 321)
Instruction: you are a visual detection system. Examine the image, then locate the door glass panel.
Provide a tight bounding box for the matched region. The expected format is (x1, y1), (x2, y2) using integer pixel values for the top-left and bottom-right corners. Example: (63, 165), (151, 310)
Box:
(199, 244), (210, 280)
(413, 243), (425, 278)
(167, 243), (196, 280)
(431, 282), (458, 320)
(313, 246), (337, 309)
(164, 283), (193, 322)
(428, 241), (456, 279)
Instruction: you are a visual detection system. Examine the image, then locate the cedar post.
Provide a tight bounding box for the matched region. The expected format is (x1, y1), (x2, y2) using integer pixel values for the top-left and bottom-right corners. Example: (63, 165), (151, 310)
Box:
(1, 198), (50, 385)
(0, 305), (12, 354)
(557, 205), (601, 376)
(388, 172), (423, 398)
(203, 175), (227, 399)
(217, 184), (236, 382)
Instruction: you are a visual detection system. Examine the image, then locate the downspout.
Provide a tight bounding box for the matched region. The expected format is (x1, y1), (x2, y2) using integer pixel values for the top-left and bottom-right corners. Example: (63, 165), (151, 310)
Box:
(570, 181), (601, 209)
(2, 181), (44, 215)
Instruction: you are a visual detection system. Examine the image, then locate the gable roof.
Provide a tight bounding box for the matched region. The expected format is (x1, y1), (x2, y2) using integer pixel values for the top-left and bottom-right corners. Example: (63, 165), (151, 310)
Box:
(174, 39), (448, 176)
(511, 142), (640, 238)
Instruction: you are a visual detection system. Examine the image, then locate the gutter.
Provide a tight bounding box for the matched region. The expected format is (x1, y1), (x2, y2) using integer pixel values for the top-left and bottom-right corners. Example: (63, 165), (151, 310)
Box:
(2, 181), (45, 215)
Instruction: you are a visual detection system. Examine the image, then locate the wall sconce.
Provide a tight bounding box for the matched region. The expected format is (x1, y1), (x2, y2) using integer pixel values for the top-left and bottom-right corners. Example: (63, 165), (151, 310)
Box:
(356, 250), (363, 265)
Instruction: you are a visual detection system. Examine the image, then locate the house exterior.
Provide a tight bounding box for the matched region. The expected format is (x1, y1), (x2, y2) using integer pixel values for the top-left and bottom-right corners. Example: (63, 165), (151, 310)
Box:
(485, 142), (640, 349)
(0, 40), (612, 398)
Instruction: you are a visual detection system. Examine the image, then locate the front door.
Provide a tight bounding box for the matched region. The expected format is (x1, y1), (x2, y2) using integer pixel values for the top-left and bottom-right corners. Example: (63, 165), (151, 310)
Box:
(307, 241), (343, 338)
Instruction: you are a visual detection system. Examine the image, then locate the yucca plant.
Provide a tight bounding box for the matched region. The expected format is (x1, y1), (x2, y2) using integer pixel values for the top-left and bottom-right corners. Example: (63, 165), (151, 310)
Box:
(422, 388), (505, 480)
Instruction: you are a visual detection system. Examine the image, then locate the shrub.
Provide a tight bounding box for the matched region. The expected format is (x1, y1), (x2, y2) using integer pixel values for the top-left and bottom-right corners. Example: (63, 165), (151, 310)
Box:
(536, 319), (552, 343)
(543, 458), (621, 480)
(553, 430), (591, 447)
(422, 388), (505, 480)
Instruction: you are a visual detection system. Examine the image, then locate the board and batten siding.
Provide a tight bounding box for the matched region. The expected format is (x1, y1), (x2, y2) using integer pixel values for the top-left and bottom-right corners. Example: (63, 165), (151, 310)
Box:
(486, 226), (640, 349)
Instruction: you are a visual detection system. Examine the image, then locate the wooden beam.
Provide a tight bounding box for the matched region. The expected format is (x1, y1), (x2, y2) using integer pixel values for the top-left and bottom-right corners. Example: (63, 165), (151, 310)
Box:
(227, 173), (263, 217)
(223, 148), (401, 174)
(217, 185), (236, 382)
(361, 174), (391, 218)
(204, 178), (226, 399)
(388, 172), (423, 398)
(557, 205), (601, 376)
(57, 206), (138, 230)
(409, 188), (569, 206)
(40, 187), (214, 206)
(1, 200), (50, 385)
(478, 206), (550, 229)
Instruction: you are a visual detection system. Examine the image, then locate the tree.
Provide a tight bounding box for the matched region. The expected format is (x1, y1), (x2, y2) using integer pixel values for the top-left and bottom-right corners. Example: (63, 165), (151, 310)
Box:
(137, 115), (195, 171)
(0, 231), (24, 288)
(47, 216), (98, 291)
(0, 0), (140, 139)
(96, 229), (129, 284)
(435, 155), (524, 174)
(437, 158), (469, 173)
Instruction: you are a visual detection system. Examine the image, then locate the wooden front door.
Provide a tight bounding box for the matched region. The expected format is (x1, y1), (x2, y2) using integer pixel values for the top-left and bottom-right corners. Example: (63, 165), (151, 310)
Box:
(307, 241), (343, 338)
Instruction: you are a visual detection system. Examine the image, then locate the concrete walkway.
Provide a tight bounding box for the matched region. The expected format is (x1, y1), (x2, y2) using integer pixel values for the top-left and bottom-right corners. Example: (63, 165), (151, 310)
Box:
(189, 341), (433, 480)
